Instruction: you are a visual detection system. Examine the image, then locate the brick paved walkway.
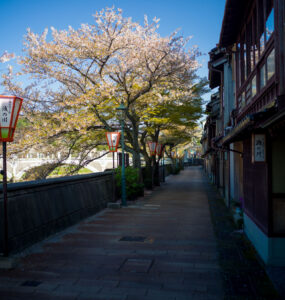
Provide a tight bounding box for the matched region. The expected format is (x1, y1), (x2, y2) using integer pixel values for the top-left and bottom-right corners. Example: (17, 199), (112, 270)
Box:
(0, 167), (224, 300)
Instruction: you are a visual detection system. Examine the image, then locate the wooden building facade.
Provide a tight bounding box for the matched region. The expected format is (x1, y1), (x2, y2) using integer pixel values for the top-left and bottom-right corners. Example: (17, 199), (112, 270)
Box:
(206, 0), (285, 265)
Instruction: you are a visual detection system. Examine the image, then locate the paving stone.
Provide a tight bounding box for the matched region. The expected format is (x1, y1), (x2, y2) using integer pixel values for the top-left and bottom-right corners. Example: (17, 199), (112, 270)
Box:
(54, 284), (101, 294)
(126, 295), (175, 300)
(146, 288), (191, 298)
(120, 258), (153, 273)
(164, 281), (208, 293)
(118, 280), (162, 290)
(75, 278), (119, 288)
(33, 282), (59, 292)
(100, 286), (147, 296)
(34, 290), (79, 299)
(0, 167), (225, 299)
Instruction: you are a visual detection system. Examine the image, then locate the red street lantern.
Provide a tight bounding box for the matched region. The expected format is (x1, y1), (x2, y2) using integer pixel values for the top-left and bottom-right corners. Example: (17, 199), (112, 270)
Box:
(106, 132), (121, 152)
(156, 143), (164, 157)
(0, 95), (23, 142)
(0, 95), (23, 257)
(148, 141), (157, 156)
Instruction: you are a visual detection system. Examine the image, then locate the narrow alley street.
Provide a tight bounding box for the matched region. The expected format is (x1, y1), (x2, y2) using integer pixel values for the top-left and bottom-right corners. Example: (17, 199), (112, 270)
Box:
(0, 167), (279, 299)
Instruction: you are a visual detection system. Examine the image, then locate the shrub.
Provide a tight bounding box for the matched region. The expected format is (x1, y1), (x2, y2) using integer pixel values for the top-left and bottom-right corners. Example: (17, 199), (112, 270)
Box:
(115, 167), (144, 200)
(173, 165), (181, 175)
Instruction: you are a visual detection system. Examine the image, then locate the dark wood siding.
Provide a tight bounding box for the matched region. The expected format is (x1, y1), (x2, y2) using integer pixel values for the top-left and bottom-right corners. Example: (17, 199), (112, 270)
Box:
(243, 137), (269, 233)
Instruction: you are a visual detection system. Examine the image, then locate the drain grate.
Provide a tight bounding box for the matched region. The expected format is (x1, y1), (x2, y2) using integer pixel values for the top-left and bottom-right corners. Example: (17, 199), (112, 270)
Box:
(21, 280), (42, 287)
(120, 236), (147, 242)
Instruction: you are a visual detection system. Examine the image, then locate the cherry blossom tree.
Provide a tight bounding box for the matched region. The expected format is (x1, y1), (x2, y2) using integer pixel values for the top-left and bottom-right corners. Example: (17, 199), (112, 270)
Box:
(2, 7), (204, 178)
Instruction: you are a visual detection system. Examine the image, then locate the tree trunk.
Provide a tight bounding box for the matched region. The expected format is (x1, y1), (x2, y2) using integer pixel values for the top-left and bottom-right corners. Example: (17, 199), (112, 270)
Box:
(153, 158), (160, 186)
(171, 158), (176, 174)
(131, 128), (143, 183)
(142, 153), (153, 189)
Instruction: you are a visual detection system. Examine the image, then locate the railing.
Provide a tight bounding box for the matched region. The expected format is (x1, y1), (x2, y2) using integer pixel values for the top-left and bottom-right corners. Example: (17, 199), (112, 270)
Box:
(237, 79), (277, 123)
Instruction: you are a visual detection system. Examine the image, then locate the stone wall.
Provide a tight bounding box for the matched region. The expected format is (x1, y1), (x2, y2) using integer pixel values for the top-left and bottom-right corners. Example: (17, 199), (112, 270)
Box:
(0, 172), (115, 254)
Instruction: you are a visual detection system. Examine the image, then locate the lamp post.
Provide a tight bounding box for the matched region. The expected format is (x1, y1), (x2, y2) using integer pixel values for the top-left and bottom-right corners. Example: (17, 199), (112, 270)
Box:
(0, 95), (23, 257)
(116, 102), (127, 207)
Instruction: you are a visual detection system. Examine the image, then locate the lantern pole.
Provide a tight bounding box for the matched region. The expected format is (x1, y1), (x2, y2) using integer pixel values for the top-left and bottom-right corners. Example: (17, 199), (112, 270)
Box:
(0, 95), (23, 257)
(162, 146), (165, 183)
(116, 102), (127, 207)
(175, 147), (178, 170)
(2, 141), (8, 256)
(120, 120), (127, 206)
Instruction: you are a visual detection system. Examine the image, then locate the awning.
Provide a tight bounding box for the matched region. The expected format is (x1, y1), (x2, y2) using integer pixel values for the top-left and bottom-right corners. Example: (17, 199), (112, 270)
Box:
(220, 104), (277, 145)
(261, 107), (285, 129)
(221, 116), (253, 145)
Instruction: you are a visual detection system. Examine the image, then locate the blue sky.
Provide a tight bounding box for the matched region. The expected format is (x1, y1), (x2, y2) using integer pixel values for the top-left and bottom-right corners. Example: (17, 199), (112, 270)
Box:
(0, 0), (226, 95)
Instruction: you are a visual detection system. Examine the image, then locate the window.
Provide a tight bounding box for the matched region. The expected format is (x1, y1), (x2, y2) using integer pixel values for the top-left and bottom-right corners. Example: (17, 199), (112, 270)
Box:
(246, 21), (253, 75)
(240, 37), (246, 84)
(257, 0), (274, 57)
(236, 1), (275, 112)
(238, 95), (242, 109)
(251, 46), (255, 71)
(267, 48), (275, 79)
(241, 92), (245, 108)
(259, 34), (265, 56)
(258, 0), (265, 56)
(246, 82), (251, 103)
(260, 48), (275, 90)
(266, 5), (274, 41)
(236, 43), (241, 88)
(260, 64), (266, 89)
(252, 7), (258, 65)
(252, 75), (257, 98)
(244, 43), (247, 80)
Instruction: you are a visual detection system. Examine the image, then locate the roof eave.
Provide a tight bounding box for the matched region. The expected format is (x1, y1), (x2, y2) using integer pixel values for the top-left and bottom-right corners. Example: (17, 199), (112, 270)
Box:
(218, 0), (249, 48)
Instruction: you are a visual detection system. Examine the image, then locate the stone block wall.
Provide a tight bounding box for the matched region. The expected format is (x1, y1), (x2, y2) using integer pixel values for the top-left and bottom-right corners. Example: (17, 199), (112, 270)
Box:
(0, 172), (115, 254)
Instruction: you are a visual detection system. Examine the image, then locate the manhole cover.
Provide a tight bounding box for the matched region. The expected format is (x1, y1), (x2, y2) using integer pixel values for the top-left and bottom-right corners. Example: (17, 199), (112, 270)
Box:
(21, 280), (42, 287)
(120, 236), (147, 242)
(120, 258), (153, 273)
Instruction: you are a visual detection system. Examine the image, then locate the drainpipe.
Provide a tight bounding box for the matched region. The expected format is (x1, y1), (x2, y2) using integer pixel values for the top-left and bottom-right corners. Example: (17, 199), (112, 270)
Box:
(209, 64), (224, 193)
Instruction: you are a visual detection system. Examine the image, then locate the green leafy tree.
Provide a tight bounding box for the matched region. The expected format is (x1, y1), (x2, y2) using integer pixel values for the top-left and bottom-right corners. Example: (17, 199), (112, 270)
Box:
(2, 7), (204, 180)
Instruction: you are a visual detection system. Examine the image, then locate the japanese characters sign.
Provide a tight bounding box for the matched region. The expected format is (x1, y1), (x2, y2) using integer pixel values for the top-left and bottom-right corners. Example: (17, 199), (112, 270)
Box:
(0, 95), (23, 141)
(252, 134), (266, 162)
(0, 98), (12, 127)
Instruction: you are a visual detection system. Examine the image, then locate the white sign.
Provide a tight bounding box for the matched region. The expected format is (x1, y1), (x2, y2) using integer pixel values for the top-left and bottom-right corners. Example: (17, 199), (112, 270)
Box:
(111, 133), (118, 146)
(0, 99), (12, 127)
(253, 134), (266, 162)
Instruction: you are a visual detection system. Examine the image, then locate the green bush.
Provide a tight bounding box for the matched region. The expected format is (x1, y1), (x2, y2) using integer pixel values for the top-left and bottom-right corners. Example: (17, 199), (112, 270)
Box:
(115, 167), (144, 200)
(173, 165), (181, 175)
